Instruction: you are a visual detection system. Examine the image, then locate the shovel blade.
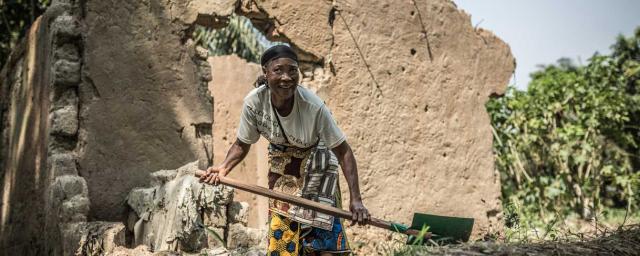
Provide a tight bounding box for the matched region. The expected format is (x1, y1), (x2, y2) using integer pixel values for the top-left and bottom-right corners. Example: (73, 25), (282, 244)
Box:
(408, 213), (474, 244)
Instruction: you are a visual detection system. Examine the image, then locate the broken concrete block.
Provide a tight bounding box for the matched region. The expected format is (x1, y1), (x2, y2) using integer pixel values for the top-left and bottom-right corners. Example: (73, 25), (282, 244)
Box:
(123, 161), (244, 253)
(52, 14), (80, 44)
(204, 226), (226, 249)
(53, 175), (89, 200)
(227, 201), (249, 225)
(109, 245), (154, 256)
(228, 248), (266, 256)
(174, 160), (200, 176)
(226, 223), (265, 250)
(126, 187), (156, 217)
(203, 207), (227, 228)
(74, 222), (127, 256)
(179, 225), (209, 253)
(55, 43), (80, 61)
(60, 195), (90, 222)
(198, 182), (234, 207)
(52, 88), (78, 110)
(53, 59), (81, 87)
(49, 152), (78, 177)
(50, 104), (78, 137)
(150, 169), (178, 186)
(200, 247), (228, 256)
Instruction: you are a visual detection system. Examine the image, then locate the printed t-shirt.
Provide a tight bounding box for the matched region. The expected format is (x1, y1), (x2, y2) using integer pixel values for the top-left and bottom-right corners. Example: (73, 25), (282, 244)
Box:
(237, 85), (346, 149)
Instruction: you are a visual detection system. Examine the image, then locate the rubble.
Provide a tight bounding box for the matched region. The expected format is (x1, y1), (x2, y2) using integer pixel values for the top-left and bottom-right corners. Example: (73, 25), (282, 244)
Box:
(124, 161), (264, 254)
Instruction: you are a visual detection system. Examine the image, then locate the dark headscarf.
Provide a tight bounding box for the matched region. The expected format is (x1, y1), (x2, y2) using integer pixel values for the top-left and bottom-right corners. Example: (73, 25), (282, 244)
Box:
(260, 45), (298, 67)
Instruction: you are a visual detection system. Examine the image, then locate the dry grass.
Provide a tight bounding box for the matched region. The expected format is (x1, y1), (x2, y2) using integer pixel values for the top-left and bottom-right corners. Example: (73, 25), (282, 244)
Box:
(388, 224), (640, 256)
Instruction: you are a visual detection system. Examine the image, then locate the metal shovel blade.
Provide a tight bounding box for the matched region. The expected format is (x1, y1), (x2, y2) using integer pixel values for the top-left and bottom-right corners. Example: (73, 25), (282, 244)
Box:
(407, 213), (474, 244)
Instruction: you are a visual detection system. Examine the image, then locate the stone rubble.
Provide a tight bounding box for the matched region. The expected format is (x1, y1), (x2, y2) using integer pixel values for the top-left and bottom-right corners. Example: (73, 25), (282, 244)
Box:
(125, 161), (266, 255)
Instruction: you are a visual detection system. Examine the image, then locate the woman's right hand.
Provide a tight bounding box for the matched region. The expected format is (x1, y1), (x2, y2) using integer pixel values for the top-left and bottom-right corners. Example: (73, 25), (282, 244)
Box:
(200, 165), (228, 185)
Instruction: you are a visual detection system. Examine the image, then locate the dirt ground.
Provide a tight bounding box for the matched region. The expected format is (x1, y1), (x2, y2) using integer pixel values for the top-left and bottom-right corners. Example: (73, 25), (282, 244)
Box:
(388, 224), (640, 256)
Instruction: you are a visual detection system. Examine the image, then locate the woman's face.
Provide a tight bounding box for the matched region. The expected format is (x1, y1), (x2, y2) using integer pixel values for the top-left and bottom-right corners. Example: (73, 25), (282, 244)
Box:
(264, 58), (299, 101)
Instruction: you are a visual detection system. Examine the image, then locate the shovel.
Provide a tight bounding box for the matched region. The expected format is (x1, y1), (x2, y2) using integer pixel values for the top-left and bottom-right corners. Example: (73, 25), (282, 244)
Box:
(194, 170), (474, 243)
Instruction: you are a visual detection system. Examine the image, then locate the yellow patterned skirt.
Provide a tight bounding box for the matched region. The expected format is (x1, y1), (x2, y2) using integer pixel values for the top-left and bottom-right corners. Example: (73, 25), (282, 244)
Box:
(267, 213), (301, 256)
(267, 211), (350, 256)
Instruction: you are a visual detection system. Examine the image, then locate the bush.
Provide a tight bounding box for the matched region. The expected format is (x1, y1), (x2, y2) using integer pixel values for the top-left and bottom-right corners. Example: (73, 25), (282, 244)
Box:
(487, 29), (640, 222)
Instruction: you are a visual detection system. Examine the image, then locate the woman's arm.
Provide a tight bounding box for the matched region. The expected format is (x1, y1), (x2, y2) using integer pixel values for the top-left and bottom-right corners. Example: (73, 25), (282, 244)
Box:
(200, 139), (251, 185)
(332, 140), (370, 225)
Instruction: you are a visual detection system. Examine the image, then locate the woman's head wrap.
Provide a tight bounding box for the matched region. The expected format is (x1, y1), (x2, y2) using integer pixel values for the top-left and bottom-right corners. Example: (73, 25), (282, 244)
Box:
(260, 45), (298, 67)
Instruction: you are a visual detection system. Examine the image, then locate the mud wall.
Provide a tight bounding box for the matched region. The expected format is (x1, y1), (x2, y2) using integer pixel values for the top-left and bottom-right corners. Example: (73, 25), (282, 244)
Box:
(0, 17), (51, 255)
(323, 1), (514, 249)
(208, 55), (269, 229)
(80, 0), (214, 221)
(211, 0), (514, 253)
(0, 2), (95, 254)
(0, 0), (218, 253)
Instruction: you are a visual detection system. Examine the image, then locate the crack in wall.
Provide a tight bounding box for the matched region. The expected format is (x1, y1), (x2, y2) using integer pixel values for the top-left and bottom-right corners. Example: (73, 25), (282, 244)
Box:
(334, 7), (383, 96)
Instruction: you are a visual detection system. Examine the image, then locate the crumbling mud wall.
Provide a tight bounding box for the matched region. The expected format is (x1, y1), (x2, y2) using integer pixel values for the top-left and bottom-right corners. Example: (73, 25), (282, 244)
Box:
(0, 0), (219, 254)
(0, 16), (52, 256)
(0, 2), (95, 254)
(209, 1), (514, 253)
(320, 2), (514, 252)
(80, 0), (215, 222)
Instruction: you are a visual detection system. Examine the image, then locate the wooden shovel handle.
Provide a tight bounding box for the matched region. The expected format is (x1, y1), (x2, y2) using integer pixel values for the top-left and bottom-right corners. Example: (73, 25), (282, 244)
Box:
(194, 170), (428, 238)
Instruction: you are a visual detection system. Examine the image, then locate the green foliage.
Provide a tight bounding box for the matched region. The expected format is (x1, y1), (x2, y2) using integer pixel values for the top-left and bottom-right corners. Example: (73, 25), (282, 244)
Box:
(384, 225), (435, 255)
(0, 0), (50, 67)
(488, 28), (640, 222)
(192, 15), (281, 64)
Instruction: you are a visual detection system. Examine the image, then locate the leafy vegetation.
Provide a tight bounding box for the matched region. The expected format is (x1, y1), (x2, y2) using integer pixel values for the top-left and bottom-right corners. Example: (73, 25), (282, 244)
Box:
(0, 0), (50, 68)
(192, 15), (281, 64)
(487, 28), (640, 225)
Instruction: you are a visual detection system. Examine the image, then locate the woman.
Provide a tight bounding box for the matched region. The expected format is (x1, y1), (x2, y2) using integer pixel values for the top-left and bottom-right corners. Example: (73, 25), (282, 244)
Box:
(200, 45), (369, 255)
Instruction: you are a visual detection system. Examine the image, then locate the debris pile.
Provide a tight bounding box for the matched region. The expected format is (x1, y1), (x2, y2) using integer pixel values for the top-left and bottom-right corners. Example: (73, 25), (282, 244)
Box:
(124, 161), (266, 255)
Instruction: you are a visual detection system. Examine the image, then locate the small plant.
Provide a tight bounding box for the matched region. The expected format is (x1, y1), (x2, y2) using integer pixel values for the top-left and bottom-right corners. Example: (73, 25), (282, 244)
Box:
(196, 220), (227, 251)
(383, 225), (436, 256)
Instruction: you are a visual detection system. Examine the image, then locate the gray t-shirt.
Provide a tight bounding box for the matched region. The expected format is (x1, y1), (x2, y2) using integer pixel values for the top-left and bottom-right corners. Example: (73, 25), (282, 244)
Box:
(237, 85), (346, 148)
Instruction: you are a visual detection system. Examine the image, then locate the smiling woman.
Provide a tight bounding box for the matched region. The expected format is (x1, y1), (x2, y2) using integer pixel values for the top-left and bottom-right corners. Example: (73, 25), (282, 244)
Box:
(261, 46), (300, 109)
(200, 45), (370, 255)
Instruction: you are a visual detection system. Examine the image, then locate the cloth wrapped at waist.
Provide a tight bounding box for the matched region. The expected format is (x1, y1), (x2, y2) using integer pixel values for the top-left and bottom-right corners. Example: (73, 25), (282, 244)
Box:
(268, 142), (341, 231)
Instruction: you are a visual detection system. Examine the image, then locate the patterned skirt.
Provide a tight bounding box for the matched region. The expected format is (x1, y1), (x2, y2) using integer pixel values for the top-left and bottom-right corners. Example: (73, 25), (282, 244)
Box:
(267, 211), (350, 256)
(266, 143), (350, 255)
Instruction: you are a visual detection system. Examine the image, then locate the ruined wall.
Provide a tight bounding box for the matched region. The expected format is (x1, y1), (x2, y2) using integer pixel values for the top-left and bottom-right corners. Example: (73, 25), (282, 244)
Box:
(208, 55), (270, 229)
(80, 0), (214, 221)
(321, 2), (514, 251)
(0, 17), (51, 255)
(0, 0), (218, 254)
(225, 0), (514, 253)
(0, 2), (96, 254)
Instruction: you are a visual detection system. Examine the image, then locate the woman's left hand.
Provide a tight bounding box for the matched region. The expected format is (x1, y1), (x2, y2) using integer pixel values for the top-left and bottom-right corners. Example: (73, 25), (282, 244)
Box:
(349, 199), (370, 226)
